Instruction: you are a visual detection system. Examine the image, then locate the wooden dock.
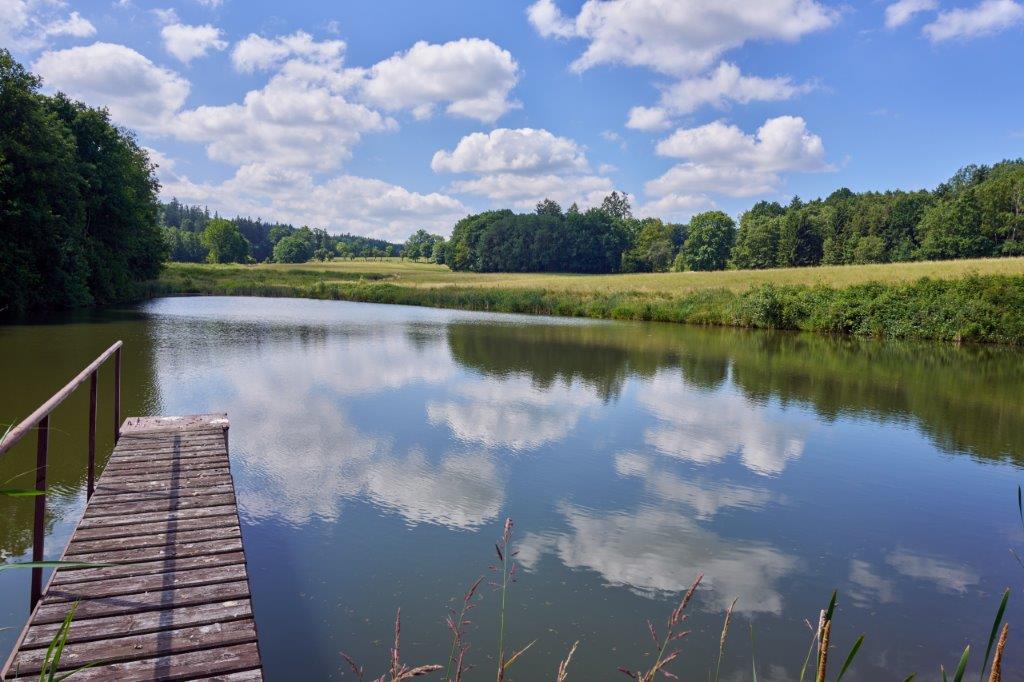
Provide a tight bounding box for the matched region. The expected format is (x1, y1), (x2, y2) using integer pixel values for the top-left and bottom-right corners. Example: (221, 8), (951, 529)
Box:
(2, 414), (263, 681)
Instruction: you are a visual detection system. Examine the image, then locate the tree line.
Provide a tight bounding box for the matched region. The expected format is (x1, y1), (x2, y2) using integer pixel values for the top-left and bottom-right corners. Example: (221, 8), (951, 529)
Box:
(1, 50), (165, 313)
(160, 199), (402, 264)
(406, 161), (1024, 274)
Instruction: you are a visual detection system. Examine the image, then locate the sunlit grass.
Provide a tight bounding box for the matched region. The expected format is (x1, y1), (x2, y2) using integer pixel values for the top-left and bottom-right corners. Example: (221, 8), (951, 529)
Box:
(173, 256), (1024, 295)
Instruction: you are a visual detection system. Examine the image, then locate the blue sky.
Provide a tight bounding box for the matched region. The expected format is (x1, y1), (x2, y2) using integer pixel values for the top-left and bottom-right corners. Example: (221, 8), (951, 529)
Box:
(4, 0), (1023, 239)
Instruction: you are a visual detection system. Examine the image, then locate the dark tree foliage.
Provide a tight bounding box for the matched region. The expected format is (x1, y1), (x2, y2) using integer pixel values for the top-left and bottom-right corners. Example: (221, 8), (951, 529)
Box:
(601, 191), (632, 220)
(0, 50), (165, 313)
(202, 218), (249, 263)
(163, 227), (206, 262)
(678, 211), (736, 271)
(535, 198), (563, 217)
(158, 199), (402, 263)
(446, 204), (629, 273)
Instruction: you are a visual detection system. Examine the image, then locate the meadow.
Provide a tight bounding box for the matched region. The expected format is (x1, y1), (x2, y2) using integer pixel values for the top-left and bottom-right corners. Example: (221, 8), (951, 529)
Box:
(151, 256), (1024, 345)
(161, 255), (1024, 293)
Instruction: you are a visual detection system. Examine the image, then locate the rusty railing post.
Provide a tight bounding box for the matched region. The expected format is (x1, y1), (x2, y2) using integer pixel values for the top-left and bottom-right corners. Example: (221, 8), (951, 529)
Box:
(113, 346), (121, 444)
(88, 369), (97, 499)
(31, 415), (49, 611)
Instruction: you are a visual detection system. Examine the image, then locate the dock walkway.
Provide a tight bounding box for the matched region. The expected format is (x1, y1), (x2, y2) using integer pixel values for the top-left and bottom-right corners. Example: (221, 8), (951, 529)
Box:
(2, 414), (263, 681)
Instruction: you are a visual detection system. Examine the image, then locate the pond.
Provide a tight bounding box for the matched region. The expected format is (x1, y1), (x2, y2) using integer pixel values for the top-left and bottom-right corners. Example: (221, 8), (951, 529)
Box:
(1, 296), (1023, 679)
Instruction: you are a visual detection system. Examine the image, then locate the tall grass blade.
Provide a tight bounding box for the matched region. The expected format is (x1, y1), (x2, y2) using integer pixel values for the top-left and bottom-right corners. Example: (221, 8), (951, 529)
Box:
(37, 602), (99, 682)
(0, 489), (45, 497)
(502, 639), (535, 671)
(713, 598), (738, 682)
(749, 622), (758, 682)
(953, 646), (970, 682)
(0, 561), (109, 572)
(904, 675), (916, 681)
(1017, 485), (1022, 532)
(799, 622), (818, 682)
(980, 589), (1010, 681)
(556, 640), (578, 682)
(836, 635), (864, 681)
(824, 591), (838, 622)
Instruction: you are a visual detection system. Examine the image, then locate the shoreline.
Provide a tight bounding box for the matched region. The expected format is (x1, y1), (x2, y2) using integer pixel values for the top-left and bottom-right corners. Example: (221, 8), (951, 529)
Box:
(145, 268), (1024, 346)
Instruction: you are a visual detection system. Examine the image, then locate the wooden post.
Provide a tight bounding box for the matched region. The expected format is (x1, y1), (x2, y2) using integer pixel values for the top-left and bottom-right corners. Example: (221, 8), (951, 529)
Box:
(113, 346), (121, 444)
(31, 415), (48, 611)
(88, 370), (97, 499)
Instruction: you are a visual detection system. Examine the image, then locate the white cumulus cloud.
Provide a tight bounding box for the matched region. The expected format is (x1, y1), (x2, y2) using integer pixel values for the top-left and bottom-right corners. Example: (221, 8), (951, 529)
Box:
(177, 39), (393, 171)
(448, 173), (615, 211)
(626, 106), (672, 131)
(431, 128), (588, 174)
(527, 0), (837, 75)
(660, 62), (812, 115)
(156, 162), (468, 241)
(646, 116), (830, 198)
(361, 38), (520, 122)
(433, 128), (616, 209)
(1, 1), (95, 50)
(34, 42), (189, 133)
(923, 0), (1024, 41)
(627, 62), (812, 130)
(231, 31), (347, 72)
(526, 0), (578, 38)
(636, 193), (715, 221)
(161, 23), (227, 64)
(884, 0), (938, 28)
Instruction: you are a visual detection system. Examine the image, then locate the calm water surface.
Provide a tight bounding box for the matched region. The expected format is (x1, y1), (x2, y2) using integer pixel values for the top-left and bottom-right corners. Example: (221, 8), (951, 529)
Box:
(2, 296), (1023, 679)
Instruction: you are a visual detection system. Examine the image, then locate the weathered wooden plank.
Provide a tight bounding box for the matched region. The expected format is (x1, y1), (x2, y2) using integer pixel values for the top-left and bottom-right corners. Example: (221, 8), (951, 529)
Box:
(64, 537), (244, 566)
(115, 432), (226, 446)
(77, 505), (239, 530)
(109, 443), (226, 458)
(86, 483), (236, 506)
(21, 600), (253, 648)
(80, 493), (237, 517)
(67, 525), (240, 555)
(120, 414), (228, 434)
(93, 474), (233, 494)
(21, 642), (262, 681)
(115, 436), (226, 446)
(53, 551), (247, 587)
(32, 580), (253, 625)
(94, 473), (233, 495)
(113, 440), (229, 456)
(73, 513), (238, 542)
(44, 565), (249, 604)
(10, 619), (257, 675)
(91, 481), (234, 500)
(102, 458), (229, 478)
(117, 431), (225, 443)
(111, 443), (226, 458)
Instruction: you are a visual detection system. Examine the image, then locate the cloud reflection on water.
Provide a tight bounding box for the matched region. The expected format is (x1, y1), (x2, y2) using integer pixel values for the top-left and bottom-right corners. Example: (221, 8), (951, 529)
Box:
(637, 370), (809, 475)
(518, 503), (797, 613)
(427, 373), (602, 450)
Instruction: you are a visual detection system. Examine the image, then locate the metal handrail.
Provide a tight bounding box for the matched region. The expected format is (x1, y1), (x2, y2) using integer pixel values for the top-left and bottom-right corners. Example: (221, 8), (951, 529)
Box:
(0, 340), (122, 609)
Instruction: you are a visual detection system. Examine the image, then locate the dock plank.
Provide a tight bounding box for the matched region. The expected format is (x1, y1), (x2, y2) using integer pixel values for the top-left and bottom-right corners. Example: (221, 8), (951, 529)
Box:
(1, 413), (262, 680)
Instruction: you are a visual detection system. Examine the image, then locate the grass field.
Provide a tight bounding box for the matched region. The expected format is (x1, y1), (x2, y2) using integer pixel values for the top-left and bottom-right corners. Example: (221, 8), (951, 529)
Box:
(151, 257), (1024, 345)
(163, 256), (1024, 294)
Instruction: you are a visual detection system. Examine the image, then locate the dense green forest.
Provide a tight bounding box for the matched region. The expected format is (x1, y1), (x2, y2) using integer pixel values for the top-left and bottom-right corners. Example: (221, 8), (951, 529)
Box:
(428, 162), (1024, 274)
(160, 199), (401, 264)
(0, 50), (165, 313)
